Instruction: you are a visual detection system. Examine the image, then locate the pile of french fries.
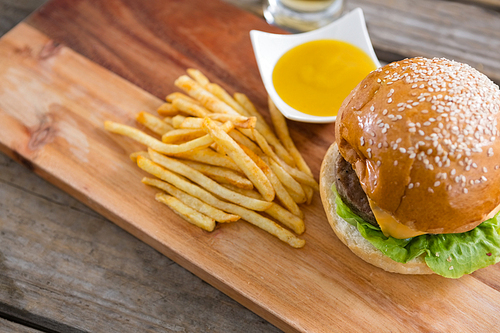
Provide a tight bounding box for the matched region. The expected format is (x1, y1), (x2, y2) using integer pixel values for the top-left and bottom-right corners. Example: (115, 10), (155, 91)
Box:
(104, 69), (318, 248)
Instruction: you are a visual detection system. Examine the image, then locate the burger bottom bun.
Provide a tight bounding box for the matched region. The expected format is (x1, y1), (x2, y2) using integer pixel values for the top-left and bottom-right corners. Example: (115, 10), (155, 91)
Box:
(319, 142), (434, 275)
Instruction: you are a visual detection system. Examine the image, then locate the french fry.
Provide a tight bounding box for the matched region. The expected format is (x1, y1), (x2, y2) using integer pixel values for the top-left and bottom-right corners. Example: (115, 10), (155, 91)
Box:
(206, 83), (250, 116)
(174, 75), (240, 115)
(136, 156), (304, 248)
(268, 158), (306, 204)
(229, 204), (305, 248)
(252, 128), (286, 161)
(181, 160), (253, 190)
(157, 102), (180, 117)
(234, 93), (262, 119)
(221, 184), (263, 200)
(172, 98), (210, 117)
(268, 97), (313, 177)
(143, 178), (240, 223)
(187, 68), (210, 87)
(252, 127), (319, 191)
(107, 68), (315, 248)
(234, 93), (296, 166)
(172, 115), (186, 128)
(266, 203), (305, 235)
(148, 149), (272, 211)
(228, 129), (262, 155)
(104, 120), (234, 155)
(136, 111), (173, 136)
(162, 129), (206, 144)
(178, 116), (255, 130)
(207, 114), (256, 129)
(163, 117), (174, 126)
(278, 160), (319, 191)
(178, 117), (204, 129)
(130, 151), (150, 163)
(166, 92), (202, 106)
(303, 185), (314, 205)
(155, 193), (216, 231)
(173, 148), (240, 171)
(239, 144), (303, 218)
(203, 118), (275, 202)
(212, 141), (227, 156)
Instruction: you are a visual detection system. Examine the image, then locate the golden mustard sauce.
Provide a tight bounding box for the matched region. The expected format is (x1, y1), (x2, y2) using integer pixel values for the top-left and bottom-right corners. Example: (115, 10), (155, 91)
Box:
(272, 39), (377, 117)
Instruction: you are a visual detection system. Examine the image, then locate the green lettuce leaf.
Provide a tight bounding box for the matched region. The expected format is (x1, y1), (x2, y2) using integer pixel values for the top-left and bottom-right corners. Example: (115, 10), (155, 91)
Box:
(332, 184), (500, 278)
(424, 216), (500, 278)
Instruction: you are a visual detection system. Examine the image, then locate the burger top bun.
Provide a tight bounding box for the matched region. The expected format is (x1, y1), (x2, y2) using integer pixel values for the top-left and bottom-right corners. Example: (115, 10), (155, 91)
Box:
(335, 57), (500, 235)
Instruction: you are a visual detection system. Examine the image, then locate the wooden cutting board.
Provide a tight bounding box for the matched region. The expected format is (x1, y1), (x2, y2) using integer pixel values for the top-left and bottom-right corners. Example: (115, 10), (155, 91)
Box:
(1, 0), (500, 331)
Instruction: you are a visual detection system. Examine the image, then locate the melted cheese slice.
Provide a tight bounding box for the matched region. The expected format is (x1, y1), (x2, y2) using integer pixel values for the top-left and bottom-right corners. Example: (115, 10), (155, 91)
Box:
(368, 199), (427, 239)
(487, 202), (500, 220)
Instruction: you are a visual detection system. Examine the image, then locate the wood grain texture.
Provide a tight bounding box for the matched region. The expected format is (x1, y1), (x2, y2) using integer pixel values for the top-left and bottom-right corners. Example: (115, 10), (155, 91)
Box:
(0, 0), (47, 33)
(0, 153), (279, 333)
(0, 318), (42, 333)
(25, 0), (500, 89)
(0, 1), (283, 332)
(463, 0), (500, 7)
(1, 0), (500, 332)
(346, 0), (500, 83)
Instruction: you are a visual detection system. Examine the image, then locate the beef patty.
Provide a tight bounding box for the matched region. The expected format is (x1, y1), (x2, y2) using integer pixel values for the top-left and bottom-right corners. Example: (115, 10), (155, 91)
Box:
(334, 153), (378, 227)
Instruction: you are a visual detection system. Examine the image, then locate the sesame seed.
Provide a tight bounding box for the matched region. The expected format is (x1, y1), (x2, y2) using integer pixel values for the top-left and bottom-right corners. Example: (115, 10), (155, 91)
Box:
(408, 183), (414, 189)
(369, 58), (500, 189)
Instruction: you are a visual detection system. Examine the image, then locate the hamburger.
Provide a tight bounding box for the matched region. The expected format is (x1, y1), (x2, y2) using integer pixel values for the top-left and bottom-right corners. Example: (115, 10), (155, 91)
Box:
(319, 57), (500, 278)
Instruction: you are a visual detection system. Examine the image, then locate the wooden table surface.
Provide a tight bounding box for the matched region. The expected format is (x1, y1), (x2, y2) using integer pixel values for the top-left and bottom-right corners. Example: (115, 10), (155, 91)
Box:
(1, 0), (500, 332)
